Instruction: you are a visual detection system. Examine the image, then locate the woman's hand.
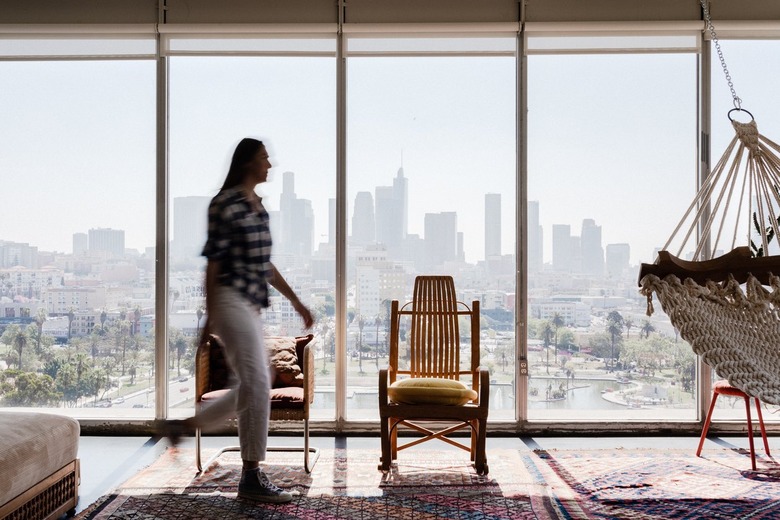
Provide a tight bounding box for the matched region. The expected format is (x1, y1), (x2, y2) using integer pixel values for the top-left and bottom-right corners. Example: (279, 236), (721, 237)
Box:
(294, 300), (315, 330)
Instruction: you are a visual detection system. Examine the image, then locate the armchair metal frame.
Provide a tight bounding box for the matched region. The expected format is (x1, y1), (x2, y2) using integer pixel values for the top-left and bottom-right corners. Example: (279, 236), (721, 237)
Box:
(194, 334), (319, 474)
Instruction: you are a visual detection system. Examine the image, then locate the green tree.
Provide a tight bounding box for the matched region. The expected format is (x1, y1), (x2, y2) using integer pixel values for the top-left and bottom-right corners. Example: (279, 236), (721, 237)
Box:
(357, 315), (365, 374)
(606, 311), (624, 372)
(33, 308), (47, 355)
(13, 327), (28, 371)
(624, 317), (634, 339)
(551, 313), (564, 360)
(640, 320), (656, 339)
(558, 328), (576, 352)
(67, 307), (75, 340)
(175, 336), (187, 376)
(541, 321), (553, 374)
(0, 370), (61, 406)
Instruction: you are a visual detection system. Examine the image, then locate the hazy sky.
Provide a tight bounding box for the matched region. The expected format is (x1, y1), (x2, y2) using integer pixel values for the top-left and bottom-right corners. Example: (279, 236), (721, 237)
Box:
(1, 39), (778, 266)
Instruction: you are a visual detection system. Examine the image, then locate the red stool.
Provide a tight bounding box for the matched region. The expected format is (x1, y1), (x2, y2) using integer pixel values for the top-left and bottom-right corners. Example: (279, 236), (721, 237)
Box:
(696, 380), (770, 470)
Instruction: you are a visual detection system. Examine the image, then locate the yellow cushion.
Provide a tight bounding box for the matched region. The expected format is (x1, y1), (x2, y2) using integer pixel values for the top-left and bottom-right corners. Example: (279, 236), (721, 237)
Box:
(388, 377), (478, 406)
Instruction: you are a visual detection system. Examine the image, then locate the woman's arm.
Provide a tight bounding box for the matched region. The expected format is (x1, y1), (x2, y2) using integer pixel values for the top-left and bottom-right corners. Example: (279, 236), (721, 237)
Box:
(267, 262), (314, 329)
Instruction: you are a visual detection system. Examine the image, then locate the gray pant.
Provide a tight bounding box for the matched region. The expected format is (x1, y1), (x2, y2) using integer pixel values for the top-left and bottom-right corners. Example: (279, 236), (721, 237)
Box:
(192, 285), (271, 462)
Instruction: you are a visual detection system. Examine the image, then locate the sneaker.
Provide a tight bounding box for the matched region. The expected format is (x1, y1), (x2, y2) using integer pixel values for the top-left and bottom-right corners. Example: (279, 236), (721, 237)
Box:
(238, 468), (293, 504)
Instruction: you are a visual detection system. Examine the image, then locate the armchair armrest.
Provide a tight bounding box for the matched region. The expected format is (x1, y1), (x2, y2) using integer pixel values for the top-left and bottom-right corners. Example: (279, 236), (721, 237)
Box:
(302, 343), (315, 407)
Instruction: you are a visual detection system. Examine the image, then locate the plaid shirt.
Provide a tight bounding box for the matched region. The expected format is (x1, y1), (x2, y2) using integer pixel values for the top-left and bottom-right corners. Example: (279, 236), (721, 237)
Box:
(202, 186), (273, 311)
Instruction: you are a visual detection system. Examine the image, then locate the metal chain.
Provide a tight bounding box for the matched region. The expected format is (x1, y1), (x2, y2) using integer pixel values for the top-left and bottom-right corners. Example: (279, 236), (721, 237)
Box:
(700, 0), (742, 109)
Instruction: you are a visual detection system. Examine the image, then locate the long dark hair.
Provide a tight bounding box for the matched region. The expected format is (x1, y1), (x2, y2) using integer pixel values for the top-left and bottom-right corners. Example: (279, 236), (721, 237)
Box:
(220, 137), (264, 191)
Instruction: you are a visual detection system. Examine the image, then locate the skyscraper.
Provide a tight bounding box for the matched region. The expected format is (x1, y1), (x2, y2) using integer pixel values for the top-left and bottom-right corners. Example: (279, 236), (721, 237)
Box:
(172, 195), (210, 259)
(278, 171), (314, 258)
(88, 228), (125, 258)
(375, 167), (408, 258)
(581, 218), (604, 277)
(424, 211), (458, 270)
(552, 224), (574, 272)
(606, 243), (631, 279)
(352, 191), (375, 245)
(72, 233), (88, 256)
(485, 193), (501, 260)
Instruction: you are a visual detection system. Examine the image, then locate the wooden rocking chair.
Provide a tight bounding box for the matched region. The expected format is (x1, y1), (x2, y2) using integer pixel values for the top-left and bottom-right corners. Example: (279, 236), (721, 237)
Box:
(378, 275), (490, 475)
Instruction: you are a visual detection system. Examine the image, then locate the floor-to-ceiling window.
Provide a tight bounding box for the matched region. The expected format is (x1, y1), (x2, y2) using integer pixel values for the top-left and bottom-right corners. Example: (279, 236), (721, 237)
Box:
(0, 36), (157, 417)
(706, 38), (780, 422)
(165, 35), (337, 420)
(2, 22), (779, 432)
(525, 32), (700, 421)
(345, 33), (517, 421)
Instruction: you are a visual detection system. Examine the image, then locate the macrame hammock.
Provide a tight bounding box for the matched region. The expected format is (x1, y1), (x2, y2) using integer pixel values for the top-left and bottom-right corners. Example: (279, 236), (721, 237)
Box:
(638, 1), (780, 405)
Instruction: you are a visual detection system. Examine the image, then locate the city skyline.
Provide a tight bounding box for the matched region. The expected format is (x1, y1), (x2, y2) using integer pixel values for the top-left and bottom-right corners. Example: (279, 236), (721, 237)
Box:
(3, 179), (633, 278)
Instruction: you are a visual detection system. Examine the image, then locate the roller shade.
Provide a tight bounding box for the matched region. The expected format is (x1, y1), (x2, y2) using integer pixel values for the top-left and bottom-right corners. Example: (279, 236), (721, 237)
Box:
(525, 22), (701, 55)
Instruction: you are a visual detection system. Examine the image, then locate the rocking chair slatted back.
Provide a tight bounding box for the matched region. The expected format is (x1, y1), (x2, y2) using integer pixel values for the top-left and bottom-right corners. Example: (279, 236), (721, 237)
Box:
(390, 276), (480, 388)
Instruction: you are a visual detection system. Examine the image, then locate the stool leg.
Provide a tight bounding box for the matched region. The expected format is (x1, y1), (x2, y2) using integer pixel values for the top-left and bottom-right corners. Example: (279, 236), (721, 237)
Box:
(697, 391), (719, 457)
(754, 397), (771, 456)
(744, 396), (757, 471)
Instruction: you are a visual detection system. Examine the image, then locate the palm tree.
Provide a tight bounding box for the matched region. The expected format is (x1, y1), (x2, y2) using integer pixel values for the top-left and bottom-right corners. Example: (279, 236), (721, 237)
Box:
(541, 321), (553, 374)
(195, 306), (204, 340)
(133, 306), (142, 336)
(357, 315), (365, 374)
(374, 315), (382, 369)
(174, 337), (187, 376)
(33, 308), (47, 355)
(641, 320), (656, 339)
(624, 317), (634, 339)
(606, 311), (624, 372)
(116, 320), (130, 375)
(552, 313), (564, 360)
(67, 307), (75, 340)
(13, 329), (27, 371)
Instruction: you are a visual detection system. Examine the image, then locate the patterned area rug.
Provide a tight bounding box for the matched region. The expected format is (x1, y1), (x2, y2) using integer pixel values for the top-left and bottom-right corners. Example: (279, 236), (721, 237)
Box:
(76, 446), (535, 519)
(77, 445), (780, 519)
(523, 447), (780, 519)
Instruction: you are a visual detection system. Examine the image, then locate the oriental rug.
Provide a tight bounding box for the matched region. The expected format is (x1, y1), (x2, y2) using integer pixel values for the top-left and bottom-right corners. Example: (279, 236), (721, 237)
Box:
(523, 447), (780, 519)
(76, 447), (534, 519)
(76, 445), (780, 519)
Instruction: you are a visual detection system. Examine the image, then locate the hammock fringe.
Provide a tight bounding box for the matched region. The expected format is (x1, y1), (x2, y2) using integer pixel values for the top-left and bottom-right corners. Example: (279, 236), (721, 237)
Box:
(641, 272), (780, 404)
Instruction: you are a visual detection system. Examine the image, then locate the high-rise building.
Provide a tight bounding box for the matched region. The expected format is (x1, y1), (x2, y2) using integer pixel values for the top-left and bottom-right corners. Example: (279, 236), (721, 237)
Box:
(552, 224), (574, 272)
(88, 228), (125, 258)
(172, 196), (210, 259)
(278, 171), (314, 258)
(528, 201), (543, 272)
(0, 241), (39, 268)
(424, 211), (458, 270)
(72, 233), (88, 256)
(581, 218), (604, 277)
(375, 167), (408, 258)
(606, 243), (631, 279)
(485, 193), (501, 260)
(352, 191), (375, 245)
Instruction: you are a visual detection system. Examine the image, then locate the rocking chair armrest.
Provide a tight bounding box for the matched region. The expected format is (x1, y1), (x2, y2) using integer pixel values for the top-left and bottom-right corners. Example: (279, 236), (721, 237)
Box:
(477, 366), (490, 407)
(378, 367), (389, 403)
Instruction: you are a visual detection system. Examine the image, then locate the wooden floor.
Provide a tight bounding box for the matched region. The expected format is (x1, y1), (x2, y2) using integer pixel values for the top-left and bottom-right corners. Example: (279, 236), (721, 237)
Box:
(75, 433), (760, 515)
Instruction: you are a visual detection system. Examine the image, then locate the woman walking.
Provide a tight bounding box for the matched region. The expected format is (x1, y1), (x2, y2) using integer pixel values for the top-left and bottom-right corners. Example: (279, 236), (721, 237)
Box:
(161, 137), (313, 504)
